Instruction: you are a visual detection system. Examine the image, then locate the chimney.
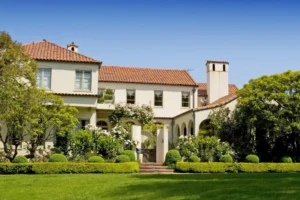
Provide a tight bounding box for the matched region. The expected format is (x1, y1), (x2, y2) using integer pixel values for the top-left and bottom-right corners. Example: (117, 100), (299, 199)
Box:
(206, 60), (229, 104)
(67, 42), (78, 52)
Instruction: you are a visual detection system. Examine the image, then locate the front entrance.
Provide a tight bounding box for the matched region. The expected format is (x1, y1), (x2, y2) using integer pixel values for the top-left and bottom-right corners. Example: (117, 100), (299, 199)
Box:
(141, 149), (156, 163)
(141, 131), (156, 163)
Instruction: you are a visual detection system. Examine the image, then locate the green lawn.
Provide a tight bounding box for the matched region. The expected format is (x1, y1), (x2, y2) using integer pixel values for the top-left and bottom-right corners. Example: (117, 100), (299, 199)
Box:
(1, 173), (300, 200)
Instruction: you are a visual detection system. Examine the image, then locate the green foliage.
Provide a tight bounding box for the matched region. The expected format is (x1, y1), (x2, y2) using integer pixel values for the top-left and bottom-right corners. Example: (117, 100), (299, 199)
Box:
(120, 150), (135, 161)
(115, 155), (130, 163)
(97, 135), (121, 160)
(165, 150), (181, 168)
(188, 155), (199, 162)
(0, 162), (139, 174)
(220, 155), (233, 163)
(143, 121), (165, 136)
(49, 154), (68, 162)
(176, 162), (300, 173)
(73, 129), (94, 155)
(88, 156), (105, 163)
(12, 156), (28, 163)
(281, 156), (293, 163)
(245, 154), (260, 163)
(175, 136), (198, 160)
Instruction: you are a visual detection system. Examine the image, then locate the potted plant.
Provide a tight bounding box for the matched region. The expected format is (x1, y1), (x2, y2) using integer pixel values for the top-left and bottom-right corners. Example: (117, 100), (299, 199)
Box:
(103, 89), (114, 104)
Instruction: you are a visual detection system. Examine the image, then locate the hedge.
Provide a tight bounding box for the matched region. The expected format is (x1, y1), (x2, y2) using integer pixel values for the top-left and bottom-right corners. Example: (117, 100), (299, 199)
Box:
(175, 162), (300, 173)
(0, 162), (139, 174)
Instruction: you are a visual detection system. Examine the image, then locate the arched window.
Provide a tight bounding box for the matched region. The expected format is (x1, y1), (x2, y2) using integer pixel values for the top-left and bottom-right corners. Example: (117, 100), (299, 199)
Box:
(223, 64), (226, 71)
(212, 64), (215, 71)
(97, 121), (108, 130)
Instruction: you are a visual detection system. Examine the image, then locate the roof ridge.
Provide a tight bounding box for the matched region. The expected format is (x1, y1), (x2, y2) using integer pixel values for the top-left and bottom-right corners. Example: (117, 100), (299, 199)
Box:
(101, 65), (188, 71)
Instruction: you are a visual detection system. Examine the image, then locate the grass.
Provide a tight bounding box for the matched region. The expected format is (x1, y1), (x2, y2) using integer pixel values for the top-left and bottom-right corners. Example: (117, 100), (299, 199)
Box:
(1, 173), (300, 200)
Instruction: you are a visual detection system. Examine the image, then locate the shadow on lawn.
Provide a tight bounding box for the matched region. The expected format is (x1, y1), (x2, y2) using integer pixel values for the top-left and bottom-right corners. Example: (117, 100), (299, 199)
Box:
(107, 173), (300, 200)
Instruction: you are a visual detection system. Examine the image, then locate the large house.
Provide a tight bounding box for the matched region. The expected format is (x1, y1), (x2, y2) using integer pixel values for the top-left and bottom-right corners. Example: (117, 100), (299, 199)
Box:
(1, 40), (238, 161)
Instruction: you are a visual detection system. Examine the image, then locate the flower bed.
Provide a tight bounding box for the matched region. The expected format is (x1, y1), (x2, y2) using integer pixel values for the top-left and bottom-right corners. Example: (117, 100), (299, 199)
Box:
(176, 162), (300, 173)
(0, 162), (139, 174)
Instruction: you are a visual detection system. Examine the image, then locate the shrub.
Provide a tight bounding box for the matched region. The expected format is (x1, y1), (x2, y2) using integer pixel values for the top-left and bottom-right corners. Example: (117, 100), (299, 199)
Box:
(281, 156), (293, 163)
(188, 155), (199, 162)
(115, 155), (130, 163)
(0, 162), (139, 174)
(88, 156), (105, 163)
(245, 154), (259, 163)
(120, 150), (136, 161)
(12, 156), (28, 163)
(49, 154), (68, 162)
(220, 155), (233, 163)
(165, 149), (181, 168)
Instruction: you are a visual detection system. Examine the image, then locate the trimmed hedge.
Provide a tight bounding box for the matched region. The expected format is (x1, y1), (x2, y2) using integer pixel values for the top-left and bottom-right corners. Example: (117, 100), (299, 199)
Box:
(220, 155), (233, 163)
(88, 156), (105, 163)
(0, 162), (139, 174)
(245, 154), (259, 163)
(49, 154), (68, 162)
(120, 150), (136, 161)
(116, 155), (131, 163)
(280, 156), (293, 163)
(165, 150), (181, 168)
(12, 156), (28, 163)
(188, 155), (200, 162)
(176, 162), (300, 173)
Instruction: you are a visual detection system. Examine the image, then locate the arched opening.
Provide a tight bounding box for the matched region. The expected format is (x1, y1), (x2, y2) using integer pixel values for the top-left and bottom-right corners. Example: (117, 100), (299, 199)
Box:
(188, 120), (194, 136)
(199, 119), (214, 136)
(175, 124), (180, 138)
(97, 120), (108, 130)
(181, 122), (187, 136)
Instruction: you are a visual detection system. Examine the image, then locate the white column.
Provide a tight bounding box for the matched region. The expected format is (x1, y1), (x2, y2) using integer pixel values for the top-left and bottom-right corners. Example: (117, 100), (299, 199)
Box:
(131, 125), (142, 161)
(90, 108), (97, 127)
(156, 126), (169, 163)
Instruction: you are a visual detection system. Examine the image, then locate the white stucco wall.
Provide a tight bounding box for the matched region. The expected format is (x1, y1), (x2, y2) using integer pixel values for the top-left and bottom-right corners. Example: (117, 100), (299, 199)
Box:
(62, 96), (97, 108)
(98, 82), (198, 118)
(37, 61), (99, 95)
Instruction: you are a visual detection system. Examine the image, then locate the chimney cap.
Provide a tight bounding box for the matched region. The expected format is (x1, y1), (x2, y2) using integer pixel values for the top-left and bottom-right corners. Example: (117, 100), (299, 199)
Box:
(67, 42), (78, 48)
(206, 60), (229, 65)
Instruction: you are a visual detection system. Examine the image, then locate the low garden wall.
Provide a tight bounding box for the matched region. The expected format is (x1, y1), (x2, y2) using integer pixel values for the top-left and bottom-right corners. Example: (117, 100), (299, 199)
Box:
(0, 162), (139, 174)
(176, 162), (300, 173)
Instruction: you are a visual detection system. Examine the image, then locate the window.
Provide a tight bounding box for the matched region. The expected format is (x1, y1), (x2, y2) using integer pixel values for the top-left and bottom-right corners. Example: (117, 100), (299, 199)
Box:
(98, 88), (105, 98)
(212, 64), (215, 71)
(223, 64), (226, 71)
(182, 92), (190, 107)
(97, 121), (108, 130)
(154, 91), (163, 107)
(127, 90), (135, 104)
(75, 71), (91, 91)
(77, 119), (90, 130)
(37, 68), (51, 89)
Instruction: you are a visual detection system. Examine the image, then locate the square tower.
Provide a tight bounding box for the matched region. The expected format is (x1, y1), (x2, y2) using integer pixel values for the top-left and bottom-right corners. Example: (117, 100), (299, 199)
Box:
(206, 60), (229, 104)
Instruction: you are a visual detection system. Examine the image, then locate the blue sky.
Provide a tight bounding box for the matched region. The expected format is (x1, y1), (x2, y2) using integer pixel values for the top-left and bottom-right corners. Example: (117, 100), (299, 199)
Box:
(1, 0), (299, 87)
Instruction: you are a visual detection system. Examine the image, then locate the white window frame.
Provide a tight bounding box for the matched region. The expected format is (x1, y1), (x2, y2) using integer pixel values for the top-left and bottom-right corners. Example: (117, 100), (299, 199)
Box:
(182, 92), (190, 108)
(75, 71), (92, 91)
(126, 89), (136, 104)
(37, 68), (51, 89)
(154, 90), (163, 107)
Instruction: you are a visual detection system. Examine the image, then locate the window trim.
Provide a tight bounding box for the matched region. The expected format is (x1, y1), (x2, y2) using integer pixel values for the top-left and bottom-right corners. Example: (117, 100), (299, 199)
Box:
(37, 68), (52, 90)
(98, 88), (105, 98)
(181, 92), (190, 108)
(126, 89), (136, 104)
(154, 90), (163, 107)
(75, 70), (92, 91)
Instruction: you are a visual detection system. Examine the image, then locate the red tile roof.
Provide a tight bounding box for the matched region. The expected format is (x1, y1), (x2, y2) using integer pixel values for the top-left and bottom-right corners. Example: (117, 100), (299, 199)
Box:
(23, 40), (101, 64)
(54, 93), (98, 97)
(198, 83), (238, 96)
(196, 93), (238, 111)
(99, 66), (198, 86)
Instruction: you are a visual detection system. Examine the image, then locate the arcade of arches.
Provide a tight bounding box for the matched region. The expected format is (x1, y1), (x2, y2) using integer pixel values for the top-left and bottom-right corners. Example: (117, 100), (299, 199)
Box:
(175, 119), (213, 138)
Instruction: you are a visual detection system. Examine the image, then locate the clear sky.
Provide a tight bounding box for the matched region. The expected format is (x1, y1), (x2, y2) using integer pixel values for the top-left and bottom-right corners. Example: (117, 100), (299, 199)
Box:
(1, 0), (299, 87)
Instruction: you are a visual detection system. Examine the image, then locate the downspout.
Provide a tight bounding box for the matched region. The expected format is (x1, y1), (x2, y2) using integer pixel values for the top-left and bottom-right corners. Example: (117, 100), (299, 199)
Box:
(192, 87), (197, 136)
(171, 119), (175, 143)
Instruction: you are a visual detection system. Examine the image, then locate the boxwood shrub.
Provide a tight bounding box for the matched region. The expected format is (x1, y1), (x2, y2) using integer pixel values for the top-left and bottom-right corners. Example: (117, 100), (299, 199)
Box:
(12, 156), (28, 163)
(245, 154), (259, 163)
(116, 155), (130, 163)
(49, 154), (68, 162)
(0, 162), (139, 174)
(188, 155), (199, 162)
(165, 149), (181, 168)
(120, 150), (136, 161)
(88, 156), (105, 163)
(175, 162), (300, 173)
(220, 155), (233, 163)
(280, 156), (293, 163)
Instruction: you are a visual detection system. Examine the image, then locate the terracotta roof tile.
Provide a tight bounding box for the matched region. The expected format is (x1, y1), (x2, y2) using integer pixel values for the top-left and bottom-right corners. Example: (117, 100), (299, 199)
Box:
(23, 40), (101, 64)
(54, 92), (98, 97)
(196, 93), (238, 111)
(198, 83), (238, 96)
(99, 66), (198, 86)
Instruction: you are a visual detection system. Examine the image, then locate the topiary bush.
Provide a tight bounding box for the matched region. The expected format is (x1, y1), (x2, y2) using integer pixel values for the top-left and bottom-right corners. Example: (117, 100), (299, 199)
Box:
(120, 150), (135, 161)
(49, 154), (68, 162)
(280, 156), (293, 163)
(12, 156), (28, 163)
(165, 149), (181, 168)
(245, 154), (259, 163)
(220, 155), (233, 163)
(115, 155), (130, 163)
(88, 156), (105, 163)
(188, 155), (199, 162)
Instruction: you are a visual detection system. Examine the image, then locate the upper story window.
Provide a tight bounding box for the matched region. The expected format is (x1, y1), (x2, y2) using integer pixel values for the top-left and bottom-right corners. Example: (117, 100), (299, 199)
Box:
(75, 71), (91, 91)
(154, 91), (163, 107)
(182, 92), (190, 108)
(212, 64), (215, 71)
(98, 88), (105, 98)
(37, 68), (51, 89)
(223, 64), (226, 71)
(127, 90), (135, 104)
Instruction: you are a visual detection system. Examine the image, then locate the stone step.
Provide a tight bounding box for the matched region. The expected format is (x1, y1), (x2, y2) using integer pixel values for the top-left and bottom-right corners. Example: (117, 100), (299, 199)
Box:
(139, 169), (174, 173)
(140, 171), (174, 174)
(140, 163), (164, 166)
(140, 165), (169, 169)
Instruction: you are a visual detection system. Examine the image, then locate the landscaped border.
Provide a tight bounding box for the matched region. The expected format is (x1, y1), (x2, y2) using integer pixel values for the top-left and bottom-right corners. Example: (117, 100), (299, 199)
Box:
(176, 162), (300, 173)
(0, 162), (139, 174)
